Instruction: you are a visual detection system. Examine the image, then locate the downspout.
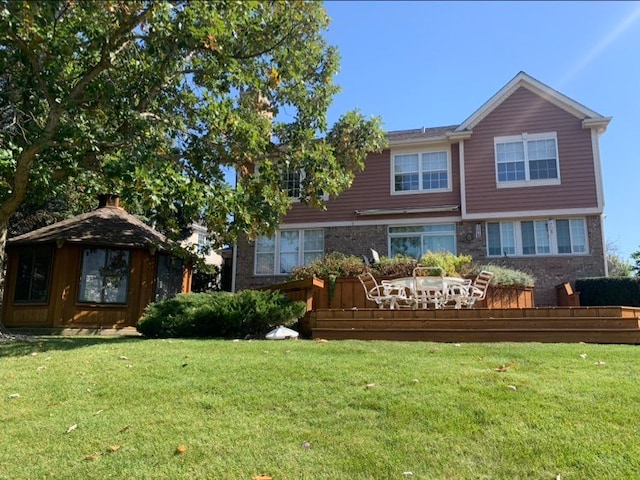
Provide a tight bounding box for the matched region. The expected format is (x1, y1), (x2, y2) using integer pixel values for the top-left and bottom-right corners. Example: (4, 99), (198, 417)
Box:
(231, 242), (238, 292)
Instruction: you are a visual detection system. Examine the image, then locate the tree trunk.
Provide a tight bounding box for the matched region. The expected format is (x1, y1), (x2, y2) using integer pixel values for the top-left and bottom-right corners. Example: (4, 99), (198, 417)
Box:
(0, 217), (7, 331)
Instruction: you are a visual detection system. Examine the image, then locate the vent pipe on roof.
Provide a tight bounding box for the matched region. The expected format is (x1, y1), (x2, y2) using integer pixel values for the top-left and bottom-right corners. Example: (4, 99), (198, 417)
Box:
(97, 194), (120, 209)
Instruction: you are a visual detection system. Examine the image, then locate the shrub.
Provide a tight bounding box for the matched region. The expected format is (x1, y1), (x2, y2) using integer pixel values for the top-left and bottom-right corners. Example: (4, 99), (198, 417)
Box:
(419, 251), (472, 277)
(371, 255), (417, 278)
(468, 264), (535, 288)
(287, 251), (535, 288)
(137, 290), (306, 339)
(289, 252), (365, 280)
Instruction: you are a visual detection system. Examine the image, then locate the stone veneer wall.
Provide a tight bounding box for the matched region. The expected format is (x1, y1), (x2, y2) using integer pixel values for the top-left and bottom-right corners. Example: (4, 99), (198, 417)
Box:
(234, 216), (606, 306)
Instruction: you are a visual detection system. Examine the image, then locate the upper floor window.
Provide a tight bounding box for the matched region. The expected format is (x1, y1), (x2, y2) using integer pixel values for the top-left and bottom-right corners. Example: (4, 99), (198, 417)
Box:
(392, 150), (450, 194)
(255, 228), (324, 275)
(78, 248), (130, 304)
(281, 169), (303, 199)
(487, 218), (587, 257)
(389, 224), (456, 258)
(14, 246), (53, 303)
(495, 133), (560, 187)
(197, 232), (210, 254)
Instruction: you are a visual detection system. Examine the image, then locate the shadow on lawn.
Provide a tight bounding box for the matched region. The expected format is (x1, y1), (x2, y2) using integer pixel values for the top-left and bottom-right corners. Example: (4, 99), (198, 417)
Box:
(0, 334), (145, 357)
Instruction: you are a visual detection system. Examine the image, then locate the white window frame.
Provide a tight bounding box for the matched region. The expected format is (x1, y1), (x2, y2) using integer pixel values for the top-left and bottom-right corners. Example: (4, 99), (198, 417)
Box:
(391, 148), (451, 195)
(281, 168), (304, 201)
(388, 224), (457, 258)
(254, 228), (324, 275)
(486, 218), (588, 257)
(494, 132), (560, 188)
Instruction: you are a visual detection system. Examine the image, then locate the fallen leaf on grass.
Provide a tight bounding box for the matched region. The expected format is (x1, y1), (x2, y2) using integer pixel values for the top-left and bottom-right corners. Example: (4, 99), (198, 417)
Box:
(66, 424), (78, 434)
(403, 472), (414, 478)
(118, 355), (128, 360)
(364, 383), (376, 389)
(119, 424), (132, 433)
(252, 476), (273, 480)
(94, 409), (104, 415)
(85, 453), (99, 461)
(494, 361), (516, 372)
(8, 393), (20, 399)
(579, 353), (587, 359)
(314, 338), (329, 343)
(175, 444), (186, 454)
(508, 385), (517, 391)
(595, 360), (606, 366)
(107, 445), (121, 452)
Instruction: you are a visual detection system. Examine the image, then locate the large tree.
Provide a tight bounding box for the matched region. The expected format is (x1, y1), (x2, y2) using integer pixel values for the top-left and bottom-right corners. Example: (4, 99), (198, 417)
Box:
(0, 0), (386, 267)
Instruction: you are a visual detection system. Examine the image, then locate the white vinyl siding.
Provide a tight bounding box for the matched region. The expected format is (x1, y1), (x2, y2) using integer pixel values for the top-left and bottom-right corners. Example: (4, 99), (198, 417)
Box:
(487, 218), (587, 257)
(255, 229), (324, 275)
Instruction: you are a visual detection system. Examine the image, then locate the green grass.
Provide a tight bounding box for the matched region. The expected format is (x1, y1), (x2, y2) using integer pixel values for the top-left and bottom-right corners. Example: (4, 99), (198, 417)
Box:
(2, 337), (640, 479)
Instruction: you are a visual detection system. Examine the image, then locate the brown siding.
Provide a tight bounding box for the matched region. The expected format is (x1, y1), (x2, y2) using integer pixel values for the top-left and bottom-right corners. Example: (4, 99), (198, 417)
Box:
(283, 143), (462, 224)
(464, 87), (598, 214)
(1, 244), (188, 329)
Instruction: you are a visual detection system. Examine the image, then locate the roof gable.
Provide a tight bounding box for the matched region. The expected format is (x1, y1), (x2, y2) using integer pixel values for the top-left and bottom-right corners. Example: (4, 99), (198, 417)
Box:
(455, 71), (611, 132)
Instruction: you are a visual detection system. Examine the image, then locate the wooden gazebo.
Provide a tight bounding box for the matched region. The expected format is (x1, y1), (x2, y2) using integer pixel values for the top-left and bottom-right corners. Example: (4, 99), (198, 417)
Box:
(1, 195), (192, 332)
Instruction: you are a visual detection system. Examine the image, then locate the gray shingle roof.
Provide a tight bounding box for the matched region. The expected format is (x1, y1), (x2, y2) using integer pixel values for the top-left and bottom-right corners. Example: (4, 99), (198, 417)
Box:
(8, 206), (176, 251)
(386, 125), (459, 143)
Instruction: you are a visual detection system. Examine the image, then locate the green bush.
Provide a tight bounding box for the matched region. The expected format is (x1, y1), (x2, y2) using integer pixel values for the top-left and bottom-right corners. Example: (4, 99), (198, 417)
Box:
(419, 251), (472, 277)
(137, 290), (306, 339)
(289, 252), (365, 280)
(287, 251), (535, 288)
(468, 264), (535, 288)
(575, 277), (640, 307)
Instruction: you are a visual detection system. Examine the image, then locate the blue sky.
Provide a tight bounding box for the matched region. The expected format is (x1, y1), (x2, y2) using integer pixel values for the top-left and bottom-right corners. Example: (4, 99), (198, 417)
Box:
(321, 1), (640, 262)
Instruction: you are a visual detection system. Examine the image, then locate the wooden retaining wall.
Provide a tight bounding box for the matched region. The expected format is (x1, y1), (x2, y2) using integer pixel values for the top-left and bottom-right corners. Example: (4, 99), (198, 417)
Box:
(266, 277), (534, 311)
(308, 307), (640, 344)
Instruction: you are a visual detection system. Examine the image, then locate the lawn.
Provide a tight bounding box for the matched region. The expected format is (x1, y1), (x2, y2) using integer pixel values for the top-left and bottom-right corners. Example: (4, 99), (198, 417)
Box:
(2, 336), (640, 479)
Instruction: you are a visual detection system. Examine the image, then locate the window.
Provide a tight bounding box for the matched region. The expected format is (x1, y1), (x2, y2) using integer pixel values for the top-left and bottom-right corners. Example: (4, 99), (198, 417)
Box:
(78, 248), (130, 303)
(393, 150), (450, 193)
(487, 219), (587, 257)
(281, 169), (303, 198)
(255, 229), (324, 275)
(495, 133), (559, 187)
(389, 224), (456, 258)
(197, 232), (210, 254)
(14, 246), (53, 303)
(155, 254), (184, 302)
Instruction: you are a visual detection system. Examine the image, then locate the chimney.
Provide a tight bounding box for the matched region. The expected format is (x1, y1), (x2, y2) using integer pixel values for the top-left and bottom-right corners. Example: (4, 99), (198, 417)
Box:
(97, 194), (121, 209)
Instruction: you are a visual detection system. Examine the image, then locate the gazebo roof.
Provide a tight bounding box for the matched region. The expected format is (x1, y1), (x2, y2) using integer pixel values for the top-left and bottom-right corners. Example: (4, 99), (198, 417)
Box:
(8, 196), (176, 252)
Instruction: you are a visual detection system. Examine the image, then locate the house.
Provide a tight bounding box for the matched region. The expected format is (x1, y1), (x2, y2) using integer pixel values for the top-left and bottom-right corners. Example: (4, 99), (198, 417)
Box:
(1, 194), (192, 331)
(233, 72), (611, 306)
(181, 223), (233, 291)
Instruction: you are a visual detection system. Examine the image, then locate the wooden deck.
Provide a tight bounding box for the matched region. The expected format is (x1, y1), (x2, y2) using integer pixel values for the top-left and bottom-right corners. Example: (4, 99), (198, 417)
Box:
(307, 306), (640, 344)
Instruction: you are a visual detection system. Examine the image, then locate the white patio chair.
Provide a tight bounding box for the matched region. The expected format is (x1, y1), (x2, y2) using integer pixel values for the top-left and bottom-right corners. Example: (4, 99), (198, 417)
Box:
(412, 266), (446, 309)
(358, 272), (409, 309)
(443, 278), (473, 309)
(459, 270), (495, 308)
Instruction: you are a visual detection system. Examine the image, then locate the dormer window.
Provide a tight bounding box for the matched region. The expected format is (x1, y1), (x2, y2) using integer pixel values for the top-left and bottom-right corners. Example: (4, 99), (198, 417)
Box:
(495, 132), (560, 187)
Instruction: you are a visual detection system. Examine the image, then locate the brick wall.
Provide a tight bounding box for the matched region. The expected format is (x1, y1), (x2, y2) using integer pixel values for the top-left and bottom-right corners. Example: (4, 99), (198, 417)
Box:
(456, 216), (605, 306)
(234, 217), (606, 306)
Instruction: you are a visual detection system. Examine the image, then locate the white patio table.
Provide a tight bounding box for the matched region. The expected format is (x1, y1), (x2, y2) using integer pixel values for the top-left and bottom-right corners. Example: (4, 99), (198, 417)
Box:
(384, 276), (471, 309)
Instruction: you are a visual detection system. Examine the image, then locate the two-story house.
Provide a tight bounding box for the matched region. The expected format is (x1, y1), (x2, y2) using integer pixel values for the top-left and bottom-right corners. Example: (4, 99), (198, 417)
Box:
(233, 72), (611, 306)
